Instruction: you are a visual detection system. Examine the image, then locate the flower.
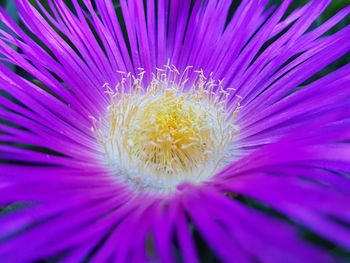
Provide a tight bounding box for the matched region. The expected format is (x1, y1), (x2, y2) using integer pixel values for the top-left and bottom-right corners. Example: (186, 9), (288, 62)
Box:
(0, 0), (350, 262)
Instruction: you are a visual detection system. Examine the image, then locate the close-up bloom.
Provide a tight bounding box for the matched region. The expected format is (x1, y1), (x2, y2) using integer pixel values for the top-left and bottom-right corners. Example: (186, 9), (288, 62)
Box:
(0, 0), (350, 262)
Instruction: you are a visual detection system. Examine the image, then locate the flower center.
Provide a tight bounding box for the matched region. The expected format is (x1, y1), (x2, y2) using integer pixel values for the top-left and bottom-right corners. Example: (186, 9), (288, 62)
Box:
(92, 67), (240, 193)
(128, 89), (215, 175)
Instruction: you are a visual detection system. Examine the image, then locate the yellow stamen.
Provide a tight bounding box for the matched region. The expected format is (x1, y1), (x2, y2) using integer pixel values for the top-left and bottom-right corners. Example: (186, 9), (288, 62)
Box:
(92, 66), (240, 192)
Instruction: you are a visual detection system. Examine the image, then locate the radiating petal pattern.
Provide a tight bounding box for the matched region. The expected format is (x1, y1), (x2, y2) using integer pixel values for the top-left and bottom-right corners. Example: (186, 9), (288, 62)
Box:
(0, 0), (350, 262)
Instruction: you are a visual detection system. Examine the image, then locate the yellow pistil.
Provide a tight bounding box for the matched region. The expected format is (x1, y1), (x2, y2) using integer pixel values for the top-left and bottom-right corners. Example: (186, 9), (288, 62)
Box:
(92, 65), (241, 192)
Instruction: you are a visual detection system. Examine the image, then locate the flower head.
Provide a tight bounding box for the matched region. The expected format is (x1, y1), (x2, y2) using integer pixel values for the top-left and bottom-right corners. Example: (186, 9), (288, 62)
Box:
(0, 0), (350, 262)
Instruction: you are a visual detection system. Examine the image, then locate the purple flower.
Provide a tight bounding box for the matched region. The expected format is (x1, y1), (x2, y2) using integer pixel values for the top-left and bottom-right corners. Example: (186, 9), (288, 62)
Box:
(0, 0), (350, 262)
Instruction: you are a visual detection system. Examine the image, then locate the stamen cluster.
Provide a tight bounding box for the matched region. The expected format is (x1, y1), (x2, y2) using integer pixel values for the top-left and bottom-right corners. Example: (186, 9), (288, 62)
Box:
(92, 66), (240, 192)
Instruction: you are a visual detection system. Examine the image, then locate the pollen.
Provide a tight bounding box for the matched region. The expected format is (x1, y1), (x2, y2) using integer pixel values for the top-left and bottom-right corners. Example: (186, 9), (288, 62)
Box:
(92, 65), (241, 193)
(128, 89), (215, 176)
